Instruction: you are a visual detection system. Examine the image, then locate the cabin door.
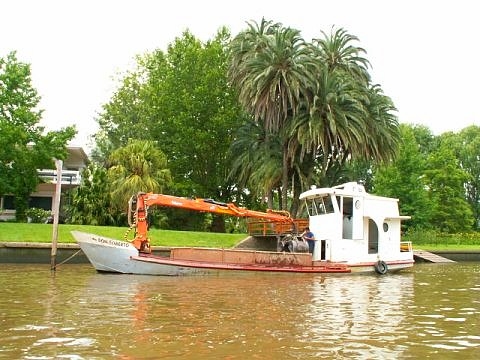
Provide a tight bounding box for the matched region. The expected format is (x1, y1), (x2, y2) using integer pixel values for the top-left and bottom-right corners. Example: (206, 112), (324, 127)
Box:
(351, 196), (364, 239)
(368, 218), (379, 254)
(319, 239), (327, 260)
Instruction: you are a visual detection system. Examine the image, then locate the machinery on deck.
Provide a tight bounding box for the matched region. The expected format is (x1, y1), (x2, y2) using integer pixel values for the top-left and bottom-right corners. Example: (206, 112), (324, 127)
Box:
(126, 192), (296, 253)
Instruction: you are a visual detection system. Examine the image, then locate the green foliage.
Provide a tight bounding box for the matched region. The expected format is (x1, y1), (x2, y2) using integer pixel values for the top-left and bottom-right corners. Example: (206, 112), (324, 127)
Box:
(107, 139), (172, 212)
(0, 51), (75, 221)
(95, 29), (242, 199)
(228, 21), (400, 215)
(66, 163), (117, 226)
(373, 124), (477, 234)
(229, 119), (283, 208)
(90, 24), (480, 234)
(424, 142), (474, 232)
(93, 64), (149, 158)
(373, 124), (433, 229)
(404, 228), (480, 247)
(25, 208), (51, 223)
(445, 126), (480, 230)
(94, 29), (246, 230)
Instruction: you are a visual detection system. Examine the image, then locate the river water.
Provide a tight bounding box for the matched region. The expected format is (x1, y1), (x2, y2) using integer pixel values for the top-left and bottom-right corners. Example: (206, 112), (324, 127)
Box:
(0, 263), (479, 359)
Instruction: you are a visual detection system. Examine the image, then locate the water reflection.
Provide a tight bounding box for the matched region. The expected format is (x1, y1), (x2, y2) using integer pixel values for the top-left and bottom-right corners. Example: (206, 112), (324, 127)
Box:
(300, 274), (415, 359)
(408, 263), (480, 358)
(0, 263), (478, 359)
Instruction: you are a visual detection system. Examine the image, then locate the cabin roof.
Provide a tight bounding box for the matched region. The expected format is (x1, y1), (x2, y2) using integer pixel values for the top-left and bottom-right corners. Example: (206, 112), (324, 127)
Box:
(299, 182), (398, 203)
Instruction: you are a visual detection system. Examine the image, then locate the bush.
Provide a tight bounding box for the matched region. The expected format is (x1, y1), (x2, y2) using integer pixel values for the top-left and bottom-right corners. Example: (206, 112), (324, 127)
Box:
(25, 208), (51, 223)
(404, 228), (480, 246)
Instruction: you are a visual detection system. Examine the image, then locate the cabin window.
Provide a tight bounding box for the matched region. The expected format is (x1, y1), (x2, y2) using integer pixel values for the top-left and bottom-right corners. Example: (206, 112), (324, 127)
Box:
(383, 222), (389, 232)
(320, 196), (335, 214)
(305, 195), (335, 216)
(342, 197), (353, 217)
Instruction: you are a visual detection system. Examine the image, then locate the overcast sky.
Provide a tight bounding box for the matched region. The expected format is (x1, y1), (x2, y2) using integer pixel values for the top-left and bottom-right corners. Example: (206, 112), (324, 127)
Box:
(1, 0), (479, 150)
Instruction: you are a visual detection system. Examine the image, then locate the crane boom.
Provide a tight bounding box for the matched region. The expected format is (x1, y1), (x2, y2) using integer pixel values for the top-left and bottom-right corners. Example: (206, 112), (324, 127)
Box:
(127, 192), (293, 252)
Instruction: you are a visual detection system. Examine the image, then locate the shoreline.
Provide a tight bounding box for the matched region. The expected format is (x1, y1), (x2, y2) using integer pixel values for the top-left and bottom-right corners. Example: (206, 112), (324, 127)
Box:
(0, 242), (171, 264)
(1, 242), (479, 264)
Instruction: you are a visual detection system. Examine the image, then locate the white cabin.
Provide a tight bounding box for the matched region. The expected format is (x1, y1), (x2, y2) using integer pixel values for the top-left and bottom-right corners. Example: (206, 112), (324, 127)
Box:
(299, 182), (413, 267)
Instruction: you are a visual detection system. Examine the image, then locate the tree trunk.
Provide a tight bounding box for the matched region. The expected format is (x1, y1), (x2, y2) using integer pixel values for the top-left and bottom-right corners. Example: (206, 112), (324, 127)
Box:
(14, 193), (29, 222)
(290, 174), (302, 218)
(267, 189), (274, 209)
(277, 186), (282, 210)
(210, 215), (226, 233)
(281, 143), (289, 210)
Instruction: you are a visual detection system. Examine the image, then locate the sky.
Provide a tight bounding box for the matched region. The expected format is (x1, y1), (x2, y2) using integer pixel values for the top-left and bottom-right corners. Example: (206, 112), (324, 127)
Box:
(1, 0), (479, 151)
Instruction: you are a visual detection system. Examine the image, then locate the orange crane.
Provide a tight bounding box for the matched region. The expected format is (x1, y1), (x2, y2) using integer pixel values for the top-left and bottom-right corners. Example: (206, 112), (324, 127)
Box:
(126, 192), (294, 252)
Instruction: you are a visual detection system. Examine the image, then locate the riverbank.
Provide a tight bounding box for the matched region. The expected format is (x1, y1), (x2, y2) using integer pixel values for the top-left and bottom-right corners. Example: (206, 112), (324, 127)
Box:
(0, 223), (245, 247)
(0, 242), (172, 264)
(1, 241), (479, 264)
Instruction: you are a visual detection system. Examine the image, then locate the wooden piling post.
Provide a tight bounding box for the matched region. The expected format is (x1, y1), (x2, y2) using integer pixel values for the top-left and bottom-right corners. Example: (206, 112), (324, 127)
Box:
(50, 159), (63, 271)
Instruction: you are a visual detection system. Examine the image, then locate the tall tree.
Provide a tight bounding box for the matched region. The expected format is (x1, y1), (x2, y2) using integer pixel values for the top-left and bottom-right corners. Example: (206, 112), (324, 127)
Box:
(296, 28), (399, 176)
(372, 124), (433, 230)
(0, 52), (75, 221)
(94, 67), (149, 161)
(228, 19), (317, 210)
(229, 23), (399, 215)
(229, 119), (283, 208)
(294, 29), (399, 213)
(315, 27), (371, 83)
(424, 142), (474, 232)
(66, 163), (116, 225)
(95, 29), (242, 201)
(456, 126), (480, 229)
(438, 126), (480, 230)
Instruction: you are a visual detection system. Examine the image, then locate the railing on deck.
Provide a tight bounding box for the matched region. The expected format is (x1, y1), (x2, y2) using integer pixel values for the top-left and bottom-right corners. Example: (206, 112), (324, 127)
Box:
(400, 241), (412, 252)
(247, 219), (309, 236)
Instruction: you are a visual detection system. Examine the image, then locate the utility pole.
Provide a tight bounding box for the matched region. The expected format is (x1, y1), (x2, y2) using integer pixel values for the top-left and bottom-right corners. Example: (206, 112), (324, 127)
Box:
(50, 159), (62, 271)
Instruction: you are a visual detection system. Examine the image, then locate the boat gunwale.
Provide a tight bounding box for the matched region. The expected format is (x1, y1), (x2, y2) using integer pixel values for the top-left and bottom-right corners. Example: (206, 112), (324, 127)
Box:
(131, 253), (352, 273)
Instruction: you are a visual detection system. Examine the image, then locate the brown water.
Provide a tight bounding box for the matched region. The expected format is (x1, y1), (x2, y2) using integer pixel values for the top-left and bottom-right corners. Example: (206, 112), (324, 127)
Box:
(0, 263), (479, 359)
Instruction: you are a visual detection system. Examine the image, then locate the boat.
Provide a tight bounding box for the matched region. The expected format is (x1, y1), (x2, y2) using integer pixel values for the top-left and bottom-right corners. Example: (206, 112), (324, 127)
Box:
(73, 182), (414, 276)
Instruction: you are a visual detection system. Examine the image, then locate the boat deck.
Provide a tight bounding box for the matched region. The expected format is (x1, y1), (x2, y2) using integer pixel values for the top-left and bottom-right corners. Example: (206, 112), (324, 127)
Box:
(135, 247), (352, 273)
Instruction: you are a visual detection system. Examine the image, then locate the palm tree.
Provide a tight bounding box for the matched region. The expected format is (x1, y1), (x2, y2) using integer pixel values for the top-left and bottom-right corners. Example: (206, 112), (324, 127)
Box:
(107, 139), (172, 211)
(313, 26), (371, 84)
(229, 23), (400, 216)
(293, 69), (367, 178)
(361, 85), (400, 162)
(229, 119), (283, 209)
(293, 27), (399, 187)
(228, 19), (317, 209)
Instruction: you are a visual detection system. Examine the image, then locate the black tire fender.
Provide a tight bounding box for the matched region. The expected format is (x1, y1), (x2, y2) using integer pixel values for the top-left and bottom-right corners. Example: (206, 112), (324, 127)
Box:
(374, 260), (388, 275)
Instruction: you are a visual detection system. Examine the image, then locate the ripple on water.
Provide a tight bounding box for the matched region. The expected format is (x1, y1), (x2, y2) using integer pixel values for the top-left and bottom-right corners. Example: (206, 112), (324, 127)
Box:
(33, 337), (95, 347)
(1, 263), (479, 359)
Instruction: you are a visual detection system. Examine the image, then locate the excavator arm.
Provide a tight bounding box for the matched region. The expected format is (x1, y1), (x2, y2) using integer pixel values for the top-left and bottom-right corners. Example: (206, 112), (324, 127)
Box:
(127, 192), (293, 253)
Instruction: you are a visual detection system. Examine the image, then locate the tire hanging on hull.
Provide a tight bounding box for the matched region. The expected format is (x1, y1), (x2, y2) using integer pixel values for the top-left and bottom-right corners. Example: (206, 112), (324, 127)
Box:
(374, 260), (388, 275)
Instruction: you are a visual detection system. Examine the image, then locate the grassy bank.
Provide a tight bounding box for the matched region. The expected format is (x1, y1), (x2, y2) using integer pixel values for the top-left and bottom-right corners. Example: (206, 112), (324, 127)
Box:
(0, 223), (246, 248)
(404, 229), (480, 251)
(1, 223), (479, 251)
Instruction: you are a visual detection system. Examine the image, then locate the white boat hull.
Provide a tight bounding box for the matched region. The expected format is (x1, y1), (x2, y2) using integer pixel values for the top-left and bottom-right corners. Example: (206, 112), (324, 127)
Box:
(73, 231), (211, 275)
(73, 231), (413, 276)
